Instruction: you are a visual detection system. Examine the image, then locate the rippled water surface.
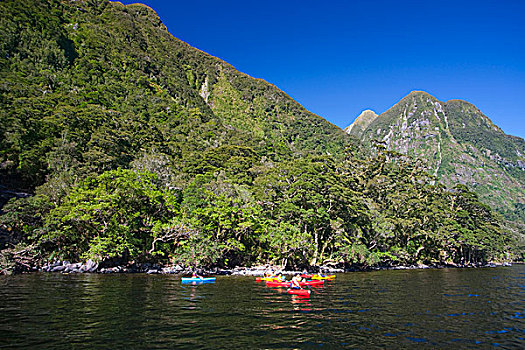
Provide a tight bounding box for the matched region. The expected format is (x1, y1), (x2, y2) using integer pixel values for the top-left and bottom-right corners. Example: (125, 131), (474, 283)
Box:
(1, 266), (524, 348)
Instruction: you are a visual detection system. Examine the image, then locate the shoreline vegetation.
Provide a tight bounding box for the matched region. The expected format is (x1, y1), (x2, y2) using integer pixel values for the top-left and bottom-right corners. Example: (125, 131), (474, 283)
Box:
(1, 0), (523, 275)
(1, 157), (520, 275)
(0, 258), (515, 276)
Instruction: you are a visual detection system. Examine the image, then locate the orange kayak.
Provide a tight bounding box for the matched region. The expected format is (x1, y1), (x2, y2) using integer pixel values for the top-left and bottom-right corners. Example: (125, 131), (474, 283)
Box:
(266, 280), (324, 287)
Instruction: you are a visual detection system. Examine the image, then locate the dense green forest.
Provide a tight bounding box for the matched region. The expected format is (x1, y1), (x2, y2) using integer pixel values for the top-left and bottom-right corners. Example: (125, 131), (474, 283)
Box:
(0, 0), (519, 273)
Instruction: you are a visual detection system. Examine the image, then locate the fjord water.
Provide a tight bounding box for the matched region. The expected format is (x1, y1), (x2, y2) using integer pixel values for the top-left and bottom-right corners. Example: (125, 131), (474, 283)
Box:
(1, 266), (524, 348)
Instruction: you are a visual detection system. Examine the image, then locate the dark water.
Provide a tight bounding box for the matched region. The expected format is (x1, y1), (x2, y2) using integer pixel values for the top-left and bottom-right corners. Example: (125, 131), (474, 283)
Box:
(1, 266), (524, 349)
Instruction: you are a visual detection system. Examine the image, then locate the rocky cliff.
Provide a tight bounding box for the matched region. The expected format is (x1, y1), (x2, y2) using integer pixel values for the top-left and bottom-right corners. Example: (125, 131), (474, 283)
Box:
(344, 109), (378, 138)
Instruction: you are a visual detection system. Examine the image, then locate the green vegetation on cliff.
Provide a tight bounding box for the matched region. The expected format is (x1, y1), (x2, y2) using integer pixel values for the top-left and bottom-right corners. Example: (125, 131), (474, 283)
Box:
(348, 91), (525, 226)
(0, 1), (518, 273)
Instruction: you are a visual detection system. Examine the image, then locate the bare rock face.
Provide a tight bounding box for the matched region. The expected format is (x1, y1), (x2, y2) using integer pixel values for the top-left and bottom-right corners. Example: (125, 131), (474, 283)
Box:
(349, 91), (525, 222)
(345, 109), (378, 139)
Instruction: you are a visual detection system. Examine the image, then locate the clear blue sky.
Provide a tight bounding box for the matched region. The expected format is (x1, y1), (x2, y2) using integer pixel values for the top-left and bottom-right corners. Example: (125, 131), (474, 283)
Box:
(119, 0), (525, 139)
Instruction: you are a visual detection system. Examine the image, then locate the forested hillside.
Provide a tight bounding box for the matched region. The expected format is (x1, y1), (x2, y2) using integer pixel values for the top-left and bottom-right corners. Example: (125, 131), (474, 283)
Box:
(0, 0), (519, 274)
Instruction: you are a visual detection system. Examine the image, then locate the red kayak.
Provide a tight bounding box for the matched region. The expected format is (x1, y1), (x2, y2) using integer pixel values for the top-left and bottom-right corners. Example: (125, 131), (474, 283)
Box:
(287, 289), (311, 297)
(301, 280), (324, 286)
(266, 281), (292, 287)
(266, 280), (324, 287)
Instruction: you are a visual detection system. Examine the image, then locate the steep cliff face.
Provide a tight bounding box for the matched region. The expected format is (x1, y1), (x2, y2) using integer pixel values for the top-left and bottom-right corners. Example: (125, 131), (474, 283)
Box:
(348, 91), (525, 221)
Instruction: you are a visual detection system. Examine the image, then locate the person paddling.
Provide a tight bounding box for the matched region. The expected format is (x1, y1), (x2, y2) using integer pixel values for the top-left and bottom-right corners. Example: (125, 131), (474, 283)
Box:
(290, 275), (302, 289)
(192, 271), (202, 279)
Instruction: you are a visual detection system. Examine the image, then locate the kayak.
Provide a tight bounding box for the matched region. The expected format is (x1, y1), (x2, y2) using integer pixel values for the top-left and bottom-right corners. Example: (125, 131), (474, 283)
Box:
(311, 274), (335, 280)
(301, 280), (324, 286)
(266, 280), (324, 287)
(266, 281), (292, 287)
(300, 274), (312, 279)
(181, 277), (216, 283)
(256, 277), (280, 282)
(287, 289), (311, 297)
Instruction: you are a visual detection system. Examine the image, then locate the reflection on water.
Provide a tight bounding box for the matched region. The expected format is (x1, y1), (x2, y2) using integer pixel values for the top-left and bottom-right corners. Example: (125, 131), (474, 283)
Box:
(0, 266), (524, 348)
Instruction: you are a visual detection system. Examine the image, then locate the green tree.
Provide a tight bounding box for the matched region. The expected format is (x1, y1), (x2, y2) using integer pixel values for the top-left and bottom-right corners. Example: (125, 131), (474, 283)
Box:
(42, 169), (180, 261)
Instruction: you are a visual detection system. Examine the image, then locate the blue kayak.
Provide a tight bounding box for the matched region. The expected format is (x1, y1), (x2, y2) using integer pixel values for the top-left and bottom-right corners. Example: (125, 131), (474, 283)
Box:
(181, 277), (216, 283)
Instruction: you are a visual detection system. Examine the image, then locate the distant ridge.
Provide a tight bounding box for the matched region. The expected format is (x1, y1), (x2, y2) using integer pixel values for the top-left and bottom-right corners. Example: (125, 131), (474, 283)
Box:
(347, 91), (525, 223)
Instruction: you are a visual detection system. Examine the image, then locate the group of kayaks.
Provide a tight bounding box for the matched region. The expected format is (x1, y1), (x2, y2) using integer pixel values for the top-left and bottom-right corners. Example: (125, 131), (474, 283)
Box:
(257, 273), (336, 297)
(180, 273), (336, 298)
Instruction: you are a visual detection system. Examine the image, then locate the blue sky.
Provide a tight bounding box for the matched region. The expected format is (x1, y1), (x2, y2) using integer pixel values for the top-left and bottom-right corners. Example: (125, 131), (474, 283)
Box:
(119, 0), (525, 139)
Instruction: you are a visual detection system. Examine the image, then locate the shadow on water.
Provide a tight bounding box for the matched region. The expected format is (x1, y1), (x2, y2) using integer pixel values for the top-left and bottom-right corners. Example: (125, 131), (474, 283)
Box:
(0, 266), (524, 348)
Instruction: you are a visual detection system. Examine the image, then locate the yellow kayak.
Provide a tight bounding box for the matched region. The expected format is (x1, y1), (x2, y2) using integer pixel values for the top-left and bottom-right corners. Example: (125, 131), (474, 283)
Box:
(311, 274), (336, 280)
(256, 276), (281, 282)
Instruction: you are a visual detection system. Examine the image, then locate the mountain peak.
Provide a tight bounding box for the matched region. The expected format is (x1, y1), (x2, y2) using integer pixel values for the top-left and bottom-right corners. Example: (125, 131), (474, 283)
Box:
(402, 90), (439, 102)
(407, 90), (434, 97)
(351, 90), (525, 221)
(344, 109), (378, 137)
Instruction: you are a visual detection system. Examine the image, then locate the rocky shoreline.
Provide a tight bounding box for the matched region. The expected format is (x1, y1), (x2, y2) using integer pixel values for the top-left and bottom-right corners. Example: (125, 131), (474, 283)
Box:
(19, 260), (513, 277)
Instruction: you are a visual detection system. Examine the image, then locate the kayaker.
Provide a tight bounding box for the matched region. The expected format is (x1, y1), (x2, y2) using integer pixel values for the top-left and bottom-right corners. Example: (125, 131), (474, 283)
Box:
(192, 271), (201, 278)
(290, 275), (302, 289)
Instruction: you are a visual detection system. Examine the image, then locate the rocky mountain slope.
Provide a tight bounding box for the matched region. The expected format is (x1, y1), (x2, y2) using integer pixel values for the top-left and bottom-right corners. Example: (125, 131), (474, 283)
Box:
(347, 91), (525, 222)
(344, 109), (378, 139)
